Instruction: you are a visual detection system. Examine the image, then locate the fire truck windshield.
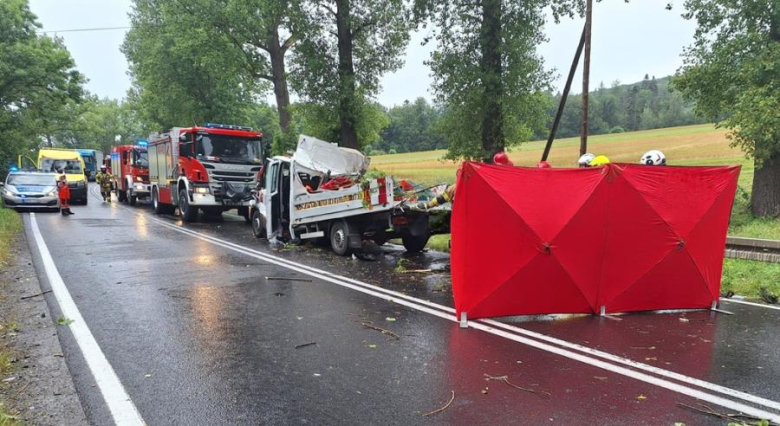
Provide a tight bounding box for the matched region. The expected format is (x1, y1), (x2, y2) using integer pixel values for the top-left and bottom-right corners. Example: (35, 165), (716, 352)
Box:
(133, 149), (149, 168)
(195, 135), (263, 164)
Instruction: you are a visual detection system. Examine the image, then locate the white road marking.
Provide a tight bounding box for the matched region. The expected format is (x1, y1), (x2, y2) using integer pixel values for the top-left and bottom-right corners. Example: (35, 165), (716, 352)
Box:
(721, 298), (780, 312)
(29, 213), (145, 426)
(141, 215), (780, 421)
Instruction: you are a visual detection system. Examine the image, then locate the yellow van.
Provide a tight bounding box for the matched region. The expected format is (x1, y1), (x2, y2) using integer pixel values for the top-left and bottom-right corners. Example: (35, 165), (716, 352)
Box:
(38, 149), (88, 205)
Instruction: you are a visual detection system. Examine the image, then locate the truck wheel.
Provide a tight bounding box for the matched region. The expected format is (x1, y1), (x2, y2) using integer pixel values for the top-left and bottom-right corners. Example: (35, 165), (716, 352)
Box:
(129, 189), (137, 206)
(330, 221), (351, 256)
(152, 189), (163, 214)
(153, 189), (173, 215)
(251, 209), (267, 239)
(118, 190), (127, 203)
(402, 233), (430, 253)
(179, 189), (198, 222)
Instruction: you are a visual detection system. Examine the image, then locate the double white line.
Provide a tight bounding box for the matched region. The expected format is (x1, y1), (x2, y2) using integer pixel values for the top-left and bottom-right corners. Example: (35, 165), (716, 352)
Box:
(140, 213), (780, 422)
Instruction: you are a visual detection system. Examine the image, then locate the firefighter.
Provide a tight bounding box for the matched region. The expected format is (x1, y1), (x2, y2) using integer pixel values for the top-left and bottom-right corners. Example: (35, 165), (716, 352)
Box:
(57, 174), (74, 215)
(493, 152), (514, 166)
(578, 153), (596, 167)
(640, 150), (667, 166)
(589, 155), (611, 167)
(95, 165), (112, 201)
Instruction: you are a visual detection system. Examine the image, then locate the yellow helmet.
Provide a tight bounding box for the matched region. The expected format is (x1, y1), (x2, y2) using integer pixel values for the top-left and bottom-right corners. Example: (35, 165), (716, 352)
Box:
(589, 155), (611, 167)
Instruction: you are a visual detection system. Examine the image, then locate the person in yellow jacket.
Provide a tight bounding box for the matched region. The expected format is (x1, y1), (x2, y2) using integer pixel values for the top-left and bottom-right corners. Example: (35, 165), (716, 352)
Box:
(589, 155), (611, 167)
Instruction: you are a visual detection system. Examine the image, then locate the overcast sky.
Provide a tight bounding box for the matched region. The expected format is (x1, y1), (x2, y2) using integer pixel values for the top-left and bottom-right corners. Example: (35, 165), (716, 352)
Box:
(29, 0), (696, 108)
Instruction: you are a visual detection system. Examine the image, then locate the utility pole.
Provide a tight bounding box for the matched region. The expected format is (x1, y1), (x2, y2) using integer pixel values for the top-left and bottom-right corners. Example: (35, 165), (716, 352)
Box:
(581, 0), (593, 156)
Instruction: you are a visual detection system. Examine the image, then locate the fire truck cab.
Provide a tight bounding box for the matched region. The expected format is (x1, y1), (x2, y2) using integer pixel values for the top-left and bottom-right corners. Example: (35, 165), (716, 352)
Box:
(147, 124), (264, 222)
(110, 143), (151, 206)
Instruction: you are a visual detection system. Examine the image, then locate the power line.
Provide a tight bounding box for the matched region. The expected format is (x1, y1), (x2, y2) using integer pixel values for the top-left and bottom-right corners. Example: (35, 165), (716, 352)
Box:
(37, 26), (131, 34)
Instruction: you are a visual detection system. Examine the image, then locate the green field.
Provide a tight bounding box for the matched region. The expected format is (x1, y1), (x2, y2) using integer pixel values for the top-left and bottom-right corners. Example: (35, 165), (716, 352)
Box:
(374, 124), (779, 301)
(372, 124), (754, 189)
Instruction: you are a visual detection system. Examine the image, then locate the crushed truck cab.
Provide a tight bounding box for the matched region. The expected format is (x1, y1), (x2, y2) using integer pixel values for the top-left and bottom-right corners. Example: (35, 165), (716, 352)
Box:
(250, 135), (431, 255)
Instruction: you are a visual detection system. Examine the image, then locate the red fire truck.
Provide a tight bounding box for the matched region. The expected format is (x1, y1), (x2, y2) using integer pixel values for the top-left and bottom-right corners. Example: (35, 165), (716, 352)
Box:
(110, 143), (151, 205)
(147, 123), (264, 222)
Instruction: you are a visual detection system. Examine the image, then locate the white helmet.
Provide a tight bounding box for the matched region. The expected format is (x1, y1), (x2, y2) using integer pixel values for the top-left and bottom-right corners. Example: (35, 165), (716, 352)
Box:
(578, 153), (596, 168)
(640, 150), (666, 166)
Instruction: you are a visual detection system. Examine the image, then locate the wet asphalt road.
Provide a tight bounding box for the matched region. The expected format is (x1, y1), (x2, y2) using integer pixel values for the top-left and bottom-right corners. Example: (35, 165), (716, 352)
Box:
(21, 183), (780, 425)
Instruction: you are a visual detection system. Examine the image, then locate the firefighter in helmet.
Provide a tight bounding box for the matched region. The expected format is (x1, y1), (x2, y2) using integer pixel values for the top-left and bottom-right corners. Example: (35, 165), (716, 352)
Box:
(95, 164), (112, 202)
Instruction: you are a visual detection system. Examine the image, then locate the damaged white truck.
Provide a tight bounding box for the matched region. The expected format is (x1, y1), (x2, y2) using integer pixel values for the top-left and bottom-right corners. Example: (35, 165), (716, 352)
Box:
(249, 136), (438, 255)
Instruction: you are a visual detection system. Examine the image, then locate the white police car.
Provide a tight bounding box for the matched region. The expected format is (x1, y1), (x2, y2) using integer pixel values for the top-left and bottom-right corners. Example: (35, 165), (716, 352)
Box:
(1, 171), (60, 211)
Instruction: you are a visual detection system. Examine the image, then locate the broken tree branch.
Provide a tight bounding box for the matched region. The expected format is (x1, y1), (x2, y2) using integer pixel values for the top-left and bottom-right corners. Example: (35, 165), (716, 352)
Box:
(355, 320), (400, 340)
(20, 290), (52, 300)
(422, 390), (455, 417)
(294, 342), (317, 349)
(484, 374), (551, 397)
(677, 402), (767, 423)
(266, 277), (313, 282)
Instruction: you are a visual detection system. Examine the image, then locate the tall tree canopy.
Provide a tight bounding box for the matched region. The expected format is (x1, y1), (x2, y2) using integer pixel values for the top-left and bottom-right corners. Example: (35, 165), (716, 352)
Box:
(123, 0), (267, 130)
(0, 0), (84, 176)
(422, 0), (581, 160)
(289, 0), (414, 149)
(675, 0), (780, 217)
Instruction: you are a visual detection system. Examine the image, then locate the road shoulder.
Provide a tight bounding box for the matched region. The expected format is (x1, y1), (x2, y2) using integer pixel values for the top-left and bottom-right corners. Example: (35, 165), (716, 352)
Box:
(0, 226), (87, 425)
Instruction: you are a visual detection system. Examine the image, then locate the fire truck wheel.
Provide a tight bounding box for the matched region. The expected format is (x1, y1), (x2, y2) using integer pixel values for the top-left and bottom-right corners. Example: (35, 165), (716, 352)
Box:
(152, 189), (174, 215)
(330, 220), (352, 256)
(118, 190), (127, 203)
(129, 190), (137, 206)
(251, 209), (267, 239)
(179, 189), (199, 222)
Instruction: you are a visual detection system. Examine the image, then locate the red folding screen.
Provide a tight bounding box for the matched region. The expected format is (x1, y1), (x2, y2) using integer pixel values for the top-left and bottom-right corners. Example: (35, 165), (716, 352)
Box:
(451, 162), (740, 319)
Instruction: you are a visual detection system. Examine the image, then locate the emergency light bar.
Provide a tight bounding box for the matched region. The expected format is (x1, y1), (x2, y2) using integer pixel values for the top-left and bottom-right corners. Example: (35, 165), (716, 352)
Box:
(204, 123), (254, 131)
(136, 139), (148, 147)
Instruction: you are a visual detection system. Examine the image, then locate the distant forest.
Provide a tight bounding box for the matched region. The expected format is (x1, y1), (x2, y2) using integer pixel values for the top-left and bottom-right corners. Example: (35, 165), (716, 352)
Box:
(369, 75), (707, 155)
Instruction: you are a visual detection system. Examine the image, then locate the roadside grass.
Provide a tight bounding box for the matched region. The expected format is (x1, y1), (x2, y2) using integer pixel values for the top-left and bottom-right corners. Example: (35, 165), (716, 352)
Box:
(0, 205), (21, 425)
(721, 259), (780, 302)
(0, 207), (22, 267)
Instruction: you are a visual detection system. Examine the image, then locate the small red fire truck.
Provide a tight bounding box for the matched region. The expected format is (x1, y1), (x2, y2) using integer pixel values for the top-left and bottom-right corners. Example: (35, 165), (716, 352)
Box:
(110, 142), (151, 205)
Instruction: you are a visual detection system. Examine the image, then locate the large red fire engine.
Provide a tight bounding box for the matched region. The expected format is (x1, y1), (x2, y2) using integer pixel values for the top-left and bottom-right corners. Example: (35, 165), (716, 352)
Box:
(110, 143), (151, 205)
(147, 123), (264, 222)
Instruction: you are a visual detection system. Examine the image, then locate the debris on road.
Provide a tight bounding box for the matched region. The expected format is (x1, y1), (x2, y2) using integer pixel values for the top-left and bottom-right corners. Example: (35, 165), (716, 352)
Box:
(295, 342), (317, 349)
(422, 390), (455, 417)
(483, 374), (551, 397)
(266, 276), (313, 283)
(20, 290), (52, 300)
(677, 402), (769, 424)
(354, 320), (400, 340)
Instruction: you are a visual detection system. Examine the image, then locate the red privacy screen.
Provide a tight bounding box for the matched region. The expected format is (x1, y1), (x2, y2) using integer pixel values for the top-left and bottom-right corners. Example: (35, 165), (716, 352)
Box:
(451, 162), (740, 320)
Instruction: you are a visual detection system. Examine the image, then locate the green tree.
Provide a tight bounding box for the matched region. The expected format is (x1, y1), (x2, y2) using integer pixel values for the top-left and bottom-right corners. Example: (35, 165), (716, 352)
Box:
(422, 0), (580, 160)
(289, 0), (413, 150)
(675, 0), (780, 217)
(161, 0), (300, 135)
(0, 0), (84, 176)
(123, 0), (266, 130)
(377, 98), (445, 153)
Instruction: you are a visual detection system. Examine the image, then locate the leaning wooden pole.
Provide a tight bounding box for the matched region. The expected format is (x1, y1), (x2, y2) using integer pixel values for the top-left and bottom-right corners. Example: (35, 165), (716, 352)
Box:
(580, 0), (593, 156)
(541, 26), (586, 162)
